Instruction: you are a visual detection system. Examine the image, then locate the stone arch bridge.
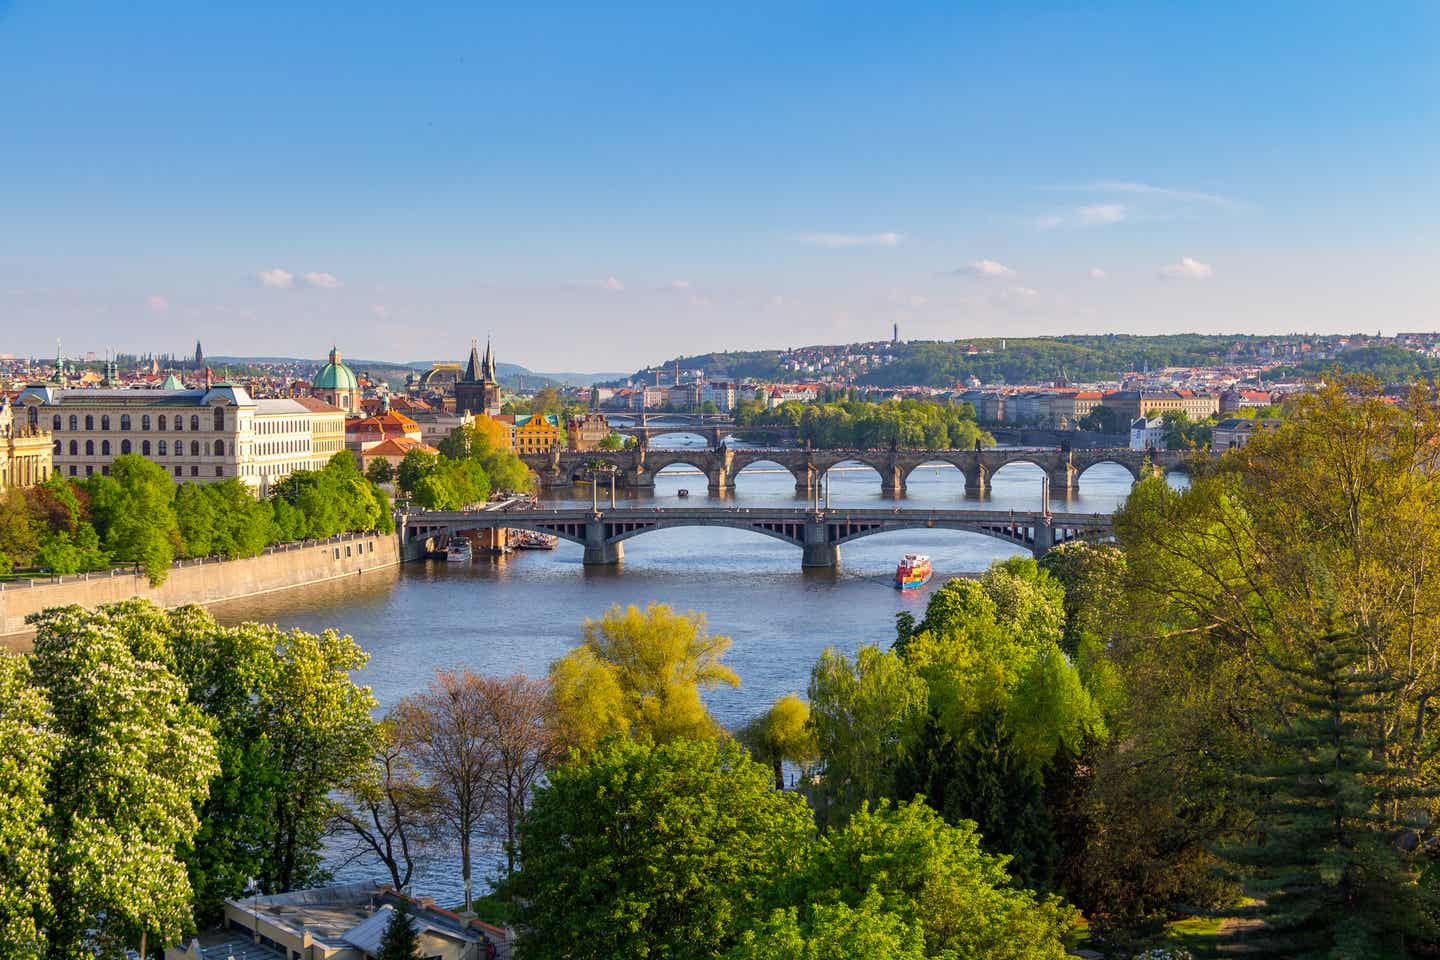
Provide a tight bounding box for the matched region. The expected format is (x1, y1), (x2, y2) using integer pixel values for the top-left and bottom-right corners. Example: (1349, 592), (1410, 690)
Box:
(520, 446), (1188, 495)
(403, 505), (1115, 568)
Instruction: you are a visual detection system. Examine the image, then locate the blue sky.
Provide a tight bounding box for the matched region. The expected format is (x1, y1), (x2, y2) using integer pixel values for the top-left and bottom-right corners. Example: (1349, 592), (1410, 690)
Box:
(3, 2), (1438, 371)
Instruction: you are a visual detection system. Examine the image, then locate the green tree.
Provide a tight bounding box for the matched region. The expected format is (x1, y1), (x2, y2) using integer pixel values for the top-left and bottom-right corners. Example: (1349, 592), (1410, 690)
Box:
(33, 523), (109, 574)
(28, 604), (219, 958)
(807, 644), (926, 824)
(397, 448), (438, 496)
(725, 893), (925, 960)
(366, 457), (395, 485)
(549, 603), (740, 748)
(85, 454), (180, 583)
(1210, 631), (1440, 954)
(802, 800), (1077, 959)
(739, 694), (818, 791)
(0, 653), (54, 960)
(376, 900), (421, 960)
(513, 736), (814, 960)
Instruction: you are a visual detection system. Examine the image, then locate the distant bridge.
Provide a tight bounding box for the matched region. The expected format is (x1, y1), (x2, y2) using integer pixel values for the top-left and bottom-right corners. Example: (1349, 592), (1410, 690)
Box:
(402, 505), (1116, 567)
(520, 446), (1189, 495)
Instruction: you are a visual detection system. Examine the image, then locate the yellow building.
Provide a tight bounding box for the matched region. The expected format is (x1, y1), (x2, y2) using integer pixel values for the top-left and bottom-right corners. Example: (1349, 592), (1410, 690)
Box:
(501, 413), (562, 454)
(295, 397), (347, 467)
(0, 397), (53, 493)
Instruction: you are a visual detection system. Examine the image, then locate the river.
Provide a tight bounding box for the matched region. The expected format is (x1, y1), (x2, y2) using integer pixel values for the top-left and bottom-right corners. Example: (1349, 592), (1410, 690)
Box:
(210, 439), (1180, 902)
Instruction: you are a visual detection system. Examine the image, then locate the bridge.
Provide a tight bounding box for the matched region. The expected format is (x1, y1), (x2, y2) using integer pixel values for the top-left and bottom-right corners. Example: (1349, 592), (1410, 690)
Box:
(520, 446), (1188, 495)
(402, 505), (1116, 568)
(605, 419), (799, 446)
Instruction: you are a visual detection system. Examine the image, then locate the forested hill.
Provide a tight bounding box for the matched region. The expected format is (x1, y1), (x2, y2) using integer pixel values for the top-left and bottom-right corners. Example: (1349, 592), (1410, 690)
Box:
(640, 335), (1266, 387)
(863, 336), (1250, 386)
(1271, 345), (1440, 382)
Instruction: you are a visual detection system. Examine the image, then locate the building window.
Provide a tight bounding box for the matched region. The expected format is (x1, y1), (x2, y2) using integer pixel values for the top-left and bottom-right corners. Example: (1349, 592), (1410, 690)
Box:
(214, 439), (224, 455)
(102, 465), (110, 476)
(101, 415), (110, 431)
(158, 415), (167, 431)
(175, 417), (183, 432)
(158, 440), (167, 456)
(101, 440), (110, 455)
(68, 440), (77, 455)
(190, 466), (198, 477)
(120, 414), (131, 431)
(191, 414), (200, 431)
(214, 407), (225, 431)
(52, 415), (61, 430)
(68, 465), (76, 476)
(85, 465), (93, 477)
(215, 466), (223, 477)
(174, 466), (182, 476)
(68, 415), (77, 431)
(121, 439), (131, 454)
(85, 415), (94, 431)
(142, 440), (151, 456)
(142, 414), (151, 430)
(191, 440), (200, 456)
(85, 440), (94, 456)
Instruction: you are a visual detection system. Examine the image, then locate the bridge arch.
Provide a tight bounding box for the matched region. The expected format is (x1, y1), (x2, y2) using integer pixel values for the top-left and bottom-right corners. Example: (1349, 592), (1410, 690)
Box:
(1074, 457), (1145, 482)
(728, 455), (805, 491)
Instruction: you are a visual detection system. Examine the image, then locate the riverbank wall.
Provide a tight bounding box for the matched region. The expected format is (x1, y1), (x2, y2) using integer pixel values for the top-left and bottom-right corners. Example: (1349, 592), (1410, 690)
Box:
(0, 532), (401, 640)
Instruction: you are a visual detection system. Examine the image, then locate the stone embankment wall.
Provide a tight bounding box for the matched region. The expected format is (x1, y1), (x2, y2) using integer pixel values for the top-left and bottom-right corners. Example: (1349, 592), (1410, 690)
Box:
(0, 532), (400, 639)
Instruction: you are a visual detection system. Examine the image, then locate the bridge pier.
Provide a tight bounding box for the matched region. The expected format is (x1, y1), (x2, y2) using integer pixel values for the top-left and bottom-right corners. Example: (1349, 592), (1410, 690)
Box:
(1031, 520), (1056, 558)
(801, 518), (840, 569)
(963, 465), (987, 495)
(1046, 465), (1078, 492)
(582, 520), (623, 566)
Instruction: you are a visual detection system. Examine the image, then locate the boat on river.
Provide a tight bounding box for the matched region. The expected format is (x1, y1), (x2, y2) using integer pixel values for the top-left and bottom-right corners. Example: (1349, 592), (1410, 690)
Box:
(444, 537), (473, 563)
(513, 531), (558, 550)
(894, 554), (932, 590)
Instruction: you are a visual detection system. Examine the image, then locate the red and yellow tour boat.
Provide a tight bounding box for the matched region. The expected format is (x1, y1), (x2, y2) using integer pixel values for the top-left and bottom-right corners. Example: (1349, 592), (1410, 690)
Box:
(894, 554), (933, 590)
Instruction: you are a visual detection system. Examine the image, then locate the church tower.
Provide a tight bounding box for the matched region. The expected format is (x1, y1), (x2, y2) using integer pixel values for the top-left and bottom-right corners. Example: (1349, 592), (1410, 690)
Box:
(455, 338), (502, 417)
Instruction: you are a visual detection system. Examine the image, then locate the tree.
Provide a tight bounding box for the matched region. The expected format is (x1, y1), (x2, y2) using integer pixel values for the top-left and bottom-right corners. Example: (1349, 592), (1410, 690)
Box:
(479, 674), (563, 880)
(739, 694), (818, 790)
(548, 603), (740, 748)
(397, 448), (439, 496)
(395, 669), (497, 912)
(85, 454), (180, 583)
(0, 654), (54, 960)
(1076, 404), (1120, 433)
(802, 800), (1077, 959)
(725, 894), (925, 960)
(366, 458), (395, 485)
(596, 432), (625, 451)
(376, 900), (421, 960)
(28, 604), (219, 958)
(1210, 632), (1440, 954)
(513, 736), (814, 960)
(807, 645), (926, 824)
(334, 719), (435, 893)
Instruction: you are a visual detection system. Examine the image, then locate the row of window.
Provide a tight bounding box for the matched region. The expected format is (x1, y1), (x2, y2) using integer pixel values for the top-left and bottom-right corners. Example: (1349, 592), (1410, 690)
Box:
(50, 410), (228, 433)
(57, 438), (227, 457)
(66, 463), (225, 479)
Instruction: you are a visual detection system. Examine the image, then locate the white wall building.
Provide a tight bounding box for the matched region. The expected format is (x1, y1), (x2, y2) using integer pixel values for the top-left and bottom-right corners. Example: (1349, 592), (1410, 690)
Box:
(1129, 416), (1167, 451)
(18, 383), (327, 495)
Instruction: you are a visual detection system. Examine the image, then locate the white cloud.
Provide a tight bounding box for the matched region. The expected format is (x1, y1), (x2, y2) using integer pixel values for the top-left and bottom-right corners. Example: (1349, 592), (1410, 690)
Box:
(1078, 203), (1127, 225)
(257, 268), (294, 289)
(303, 271), (342, 289)
(602, 276), (625, 292)
(1066, 180), (1240, 209)
(800, 232), (903, 248)
(147, 294), (169, 311)
(953, 258), (1016, 279)
(1088, 268), (1107, 280)
(1158, 256), (1214, 280)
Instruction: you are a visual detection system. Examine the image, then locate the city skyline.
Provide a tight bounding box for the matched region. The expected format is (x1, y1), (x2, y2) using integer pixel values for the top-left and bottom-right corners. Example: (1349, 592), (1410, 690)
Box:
(3, 2), (1438, 370)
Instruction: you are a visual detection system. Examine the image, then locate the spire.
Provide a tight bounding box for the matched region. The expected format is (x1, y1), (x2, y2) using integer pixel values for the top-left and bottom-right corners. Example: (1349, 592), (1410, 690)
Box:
(483, 336), (497, 382)
(464, 338), (484, 382)
(329, 344), (341, 366)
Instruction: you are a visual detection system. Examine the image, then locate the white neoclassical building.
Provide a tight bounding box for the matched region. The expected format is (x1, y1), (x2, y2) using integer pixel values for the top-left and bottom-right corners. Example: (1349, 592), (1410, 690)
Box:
(17, 382), (345, 494)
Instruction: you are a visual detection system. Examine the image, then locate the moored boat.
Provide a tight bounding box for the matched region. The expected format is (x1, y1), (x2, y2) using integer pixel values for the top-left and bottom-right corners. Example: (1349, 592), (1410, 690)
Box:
(513, 531), (558, 550)
(893, 554), (932, 590)
(444, 536), (473, 563)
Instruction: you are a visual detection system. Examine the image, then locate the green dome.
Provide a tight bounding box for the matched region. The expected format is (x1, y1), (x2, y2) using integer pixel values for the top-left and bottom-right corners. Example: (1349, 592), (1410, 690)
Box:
(159, 372), (184, 390)
(314, 346), (359, 392)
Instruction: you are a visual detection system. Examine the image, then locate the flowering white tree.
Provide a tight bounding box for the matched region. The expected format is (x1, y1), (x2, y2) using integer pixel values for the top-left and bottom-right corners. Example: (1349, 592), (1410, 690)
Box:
(29, 605), (219, 958)
(0, 653), (54, 960)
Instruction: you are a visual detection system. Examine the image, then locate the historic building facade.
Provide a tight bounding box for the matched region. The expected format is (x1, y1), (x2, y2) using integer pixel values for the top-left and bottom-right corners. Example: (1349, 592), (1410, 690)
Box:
(0, 396), (53, 494)
(16, 383), (325, 495)
(454, 339), (502, 418)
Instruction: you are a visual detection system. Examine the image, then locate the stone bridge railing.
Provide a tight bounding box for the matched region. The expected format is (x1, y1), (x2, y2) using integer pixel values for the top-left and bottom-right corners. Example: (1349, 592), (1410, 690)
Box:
(520, 446), (1189, 495)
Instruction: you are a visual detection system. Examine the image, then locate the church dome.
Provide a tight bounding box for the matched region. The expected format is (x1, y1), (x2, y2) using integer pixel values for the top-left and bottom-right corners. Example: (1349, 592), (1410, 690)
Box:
(314, 346), (359, 392)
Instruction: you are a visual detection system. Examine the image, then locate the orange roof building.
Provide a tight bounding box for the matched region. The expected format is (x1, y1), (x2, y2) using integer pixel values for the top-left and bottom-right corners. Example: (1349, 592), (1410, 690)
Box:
(345, 409), (422, 454)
